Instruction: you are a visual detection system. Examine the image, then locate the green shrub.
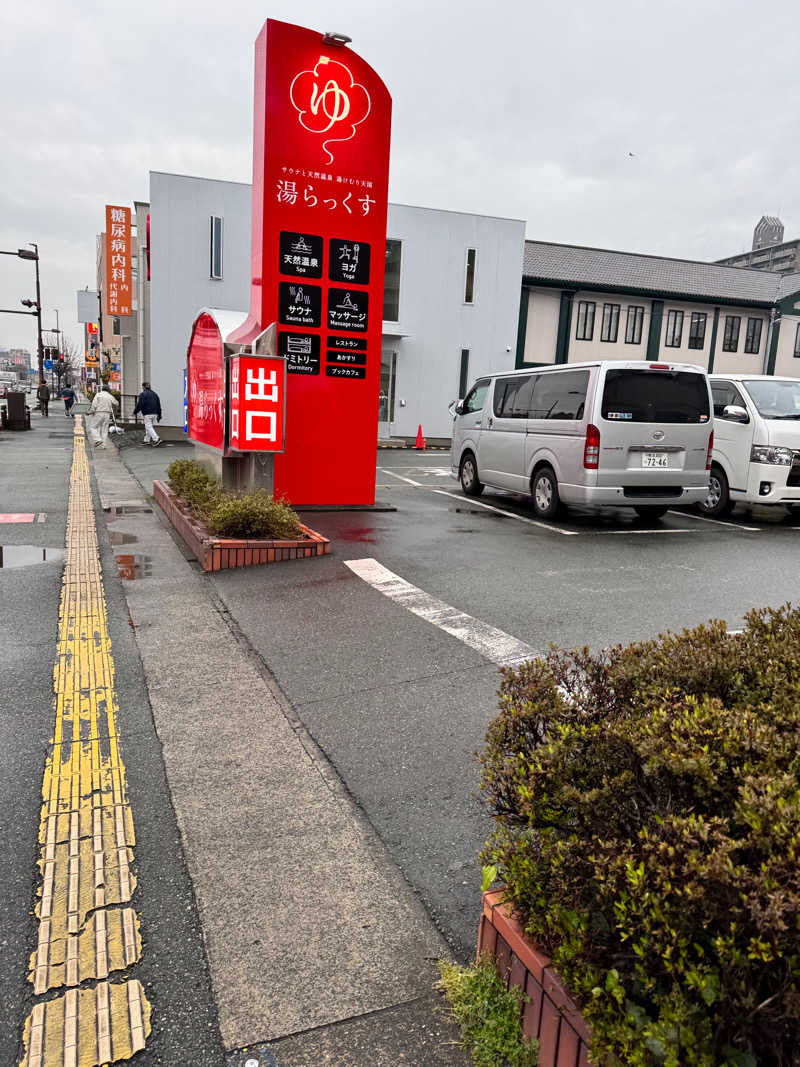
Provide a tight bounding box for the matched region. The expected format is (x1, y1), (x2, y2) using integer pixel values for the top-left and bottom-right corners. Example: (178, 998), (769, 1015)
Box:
(438, 955), (539, 1067)
(166, 460), (302, 540)
(480, 606), (800, 1067)
(167, 459), (223, 519)
(206, 490), (302, 540)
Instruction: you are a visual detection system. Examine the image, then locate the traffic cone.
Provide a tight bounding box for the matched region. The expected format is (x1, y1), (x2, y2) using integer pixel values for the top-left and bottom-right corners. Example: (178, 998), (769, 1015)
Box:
(414, 424), (426, 450)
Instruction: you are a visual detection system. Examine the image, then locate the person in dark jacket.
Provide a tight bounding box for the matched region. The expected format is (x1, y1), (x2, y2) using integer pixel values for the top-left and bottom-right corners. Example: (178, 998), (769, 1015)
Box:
(61, 384), (76, 417)
(36, 380), (50, 417)
(133, 382), (163, 446)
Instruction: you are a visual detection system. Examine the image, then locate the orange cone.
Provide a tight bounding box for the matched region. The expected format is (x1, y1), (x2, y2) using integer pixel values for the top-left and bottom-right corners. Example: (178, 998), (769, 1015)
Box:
(414, 424), (426, 450)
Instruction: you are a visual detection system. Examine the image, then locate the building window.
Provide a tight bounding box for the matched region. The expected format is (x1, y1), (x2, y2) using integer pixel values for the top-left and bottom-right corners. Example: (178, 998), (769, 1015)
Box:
(744, 317), (763, 354)
(464, 248), (476, 303)
(625, 306), (644, 344)
(575, 301), (595, 341)
(458, 349), (470, 399)
(665, 309), (684, 347)
(794, 323), (800, 358)
(112, 317), (120, 336)
(688, 312), (707, 350)
(723, 315), (741, 352)
(384, 240), (401, 321)
(210, 216), (223, 279)
(600, 303), (620, 343)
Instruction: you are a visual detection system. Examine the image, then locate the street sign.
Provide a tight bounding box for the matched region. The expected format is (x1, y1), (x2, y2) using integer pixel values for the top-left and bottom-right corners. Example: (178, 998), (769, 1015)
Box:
(229, 355), (286, 453)
(43, 359), (53, 371)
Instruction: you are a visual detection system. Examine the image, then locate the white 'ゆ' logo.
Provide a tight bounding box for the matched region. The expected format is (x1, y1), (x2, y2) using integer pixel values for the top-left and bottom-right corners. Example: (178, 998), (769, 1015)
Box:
(290, 55), (371, 164)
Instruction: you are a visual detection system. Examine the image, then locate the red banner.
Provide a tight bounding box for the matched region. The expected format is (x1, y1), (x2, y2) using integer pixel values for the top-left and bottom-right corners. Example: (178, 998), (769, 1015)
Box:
(187, 312), (226, 450)
(229, 19), (392, 505)
(229, 355), (286, 452)
(105, 205), (132, 317)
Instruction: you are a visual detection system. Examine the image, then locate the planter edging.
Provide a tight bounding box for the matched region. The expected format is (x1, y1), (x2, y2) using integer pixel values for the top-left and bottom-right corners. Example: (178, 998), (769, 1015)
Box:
(153, 480), (330, 572)
(478, 889), (592, 1067)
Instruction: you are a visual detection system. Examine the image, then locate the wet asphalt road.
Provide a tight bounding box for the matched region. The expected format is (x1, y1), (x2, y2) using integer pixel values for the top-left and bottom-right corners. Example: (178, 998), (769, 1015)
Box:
(208, 447), (800, 958)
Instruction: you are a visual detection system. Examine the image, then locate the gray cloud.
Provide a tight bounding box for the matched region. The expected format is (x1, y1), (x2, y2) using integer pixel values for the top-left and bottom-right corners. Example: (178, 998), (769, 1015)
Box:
(1, 0), (797, 351)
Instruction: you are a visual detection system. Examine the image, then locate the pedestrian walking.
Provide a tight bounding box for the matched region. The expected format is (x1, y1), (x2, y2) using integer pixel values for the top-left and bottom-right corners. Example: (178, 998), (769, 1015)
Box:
(133, 381), (164, 446)
(36, 380), (50, 417)
(61, 384), (76, 417)
(89, 386), (119, 448)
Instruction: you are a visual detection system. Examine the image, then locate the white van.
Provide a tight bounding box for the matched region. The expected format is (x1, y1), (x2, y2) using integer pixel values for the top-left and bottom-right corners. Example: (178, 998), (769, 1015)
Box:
(450, 360), (713, 521)
(702, 375), (800, 516)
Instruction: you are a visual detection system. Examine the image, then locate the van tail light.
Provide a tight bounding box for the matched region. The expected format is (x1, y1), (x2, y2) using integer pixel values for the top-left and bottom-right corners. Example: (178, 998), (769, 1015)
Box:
(706, 430), (714, 470)
(584, 424), (600, 469)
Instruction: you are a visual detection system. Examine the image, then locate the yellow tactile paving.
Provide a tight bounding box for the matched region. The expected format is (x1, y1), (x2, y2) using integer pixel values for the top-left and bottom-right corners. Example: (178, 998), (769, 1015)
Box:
(19, 417), (151, 1066)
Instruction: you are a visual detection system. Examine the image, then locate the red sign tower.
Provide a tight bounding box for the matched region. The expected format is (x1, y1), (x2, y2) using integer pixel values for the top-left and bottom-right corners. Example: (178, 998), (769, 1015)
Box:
(228, 19), (392, 505)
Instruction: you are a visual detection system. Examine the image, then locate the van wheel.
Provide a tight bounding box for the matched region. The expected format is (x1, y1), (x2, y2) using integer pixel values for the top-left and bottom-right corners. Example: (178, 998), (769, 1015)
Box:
(459, 453), (484, 497)
(698, 465), (733, 517)
(531, 466), (562, 520)
(634, 506), (668, 522)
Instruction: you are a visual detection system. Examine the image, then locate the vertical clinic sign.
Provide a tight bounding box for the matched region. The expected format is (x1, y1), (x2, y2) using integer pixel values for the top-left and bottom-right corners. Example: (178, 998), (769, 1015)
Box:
(229, 20), (392, 505)
(105, 205), (132, 316)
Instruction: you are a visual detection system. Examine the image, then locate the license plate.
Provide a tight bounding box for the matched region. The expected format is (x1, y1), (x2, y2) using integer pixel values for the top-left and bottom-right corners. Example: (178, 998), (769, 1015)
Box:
(643, 452), (668, 468)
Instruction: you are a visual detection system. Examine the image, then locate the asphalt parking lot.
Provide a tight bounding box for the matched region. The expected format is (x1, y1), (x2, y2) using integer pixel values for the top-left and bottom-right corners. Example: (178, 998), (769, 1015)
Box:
(205, 447), (800, 959)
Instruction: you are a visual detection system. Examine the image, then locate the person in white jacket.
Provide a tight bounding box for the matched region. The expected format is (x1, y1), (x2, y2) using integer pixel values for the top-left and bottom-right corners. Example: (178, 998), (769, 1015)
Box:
(89, 387), (119, 448)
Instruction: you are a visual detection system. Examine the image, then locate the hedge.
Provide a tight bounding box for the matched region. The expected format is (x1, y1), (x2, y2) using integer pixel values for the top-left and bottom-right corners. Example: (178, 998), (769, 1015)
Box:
(480, 606), (800, 1066)
(167, 459), (302, 541)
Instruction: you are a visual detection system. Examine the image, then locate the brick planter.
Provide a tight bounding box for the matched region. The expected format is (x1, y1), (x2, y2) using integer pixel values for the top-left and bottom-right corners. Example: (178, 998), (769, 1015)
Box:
(478, 890), (592, 1067)
(153, 480), (330, 572)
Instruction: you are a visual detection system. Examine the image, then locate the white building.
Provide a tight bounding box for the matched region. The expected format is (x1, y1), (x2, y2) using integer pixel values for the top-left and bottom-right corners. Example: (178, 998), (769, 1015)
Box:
(144, 170), (525, 439)
(136, 172), (800, 439)
(517, 241), (800, 378)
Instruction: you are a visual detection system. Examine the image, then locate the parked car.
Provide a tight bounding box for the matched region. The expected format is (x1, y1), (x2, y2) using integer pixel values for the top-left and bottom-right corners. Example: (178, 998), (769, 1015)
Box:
(450, 360), (713, 521)
(702, 374), (800, 516)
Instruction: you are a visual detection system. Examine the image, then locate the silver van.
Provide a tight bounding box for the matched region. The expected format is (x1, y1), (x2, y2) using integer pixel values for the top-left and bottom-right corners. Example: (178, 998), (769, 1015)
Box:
(450, 360), (713, 520)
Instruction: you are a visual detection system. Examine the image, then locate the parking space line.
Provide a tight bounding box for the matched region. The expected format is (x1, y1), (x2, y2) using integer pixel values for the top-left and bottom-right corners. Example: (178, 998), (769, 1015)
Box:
(431, 489), (579, 536)
(379, 468), (423, 487)
(668, 510), (760, 531)
(345, 557), (539, 667)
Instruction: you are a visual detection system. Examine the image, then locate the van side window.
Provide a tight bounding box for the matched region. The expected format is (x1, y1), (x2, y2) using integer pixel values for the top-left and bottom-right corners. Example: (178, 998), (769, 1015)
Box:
(529, 370), (589, 420)
(463, 381), (489, 414)
(493, 375), (533, 418)
(712, 383), (746, 418)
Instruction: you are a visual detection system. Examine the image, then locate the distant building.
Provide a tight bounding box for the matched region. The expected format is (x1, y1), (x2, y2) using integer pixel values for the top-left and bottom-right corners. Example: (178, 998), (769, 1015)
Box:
(716, 216), (800, 275)
(517, 240), (800, 378)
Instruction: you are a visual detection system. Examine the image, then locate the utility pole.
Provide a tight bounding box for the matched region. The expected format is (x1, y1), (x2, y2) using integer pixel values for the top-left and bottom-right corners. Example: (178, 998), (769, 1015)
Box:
(31, 243), (43, 382)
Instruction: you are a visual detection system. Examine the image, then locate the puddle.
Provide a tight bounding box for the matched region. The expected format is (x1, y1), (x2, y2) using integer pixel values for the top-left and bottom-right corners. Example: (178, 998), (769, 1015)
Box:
(0, 545), (65, 569)
(114, 553), (153, 580)
(108, 531), (139, 545)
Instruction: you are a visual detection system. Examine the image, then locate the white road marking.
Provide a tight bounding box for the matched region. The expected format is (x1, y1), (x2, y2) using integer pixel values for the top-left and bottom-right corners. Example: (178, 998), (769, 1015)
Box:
(431, 489), (579, 536)
(593, 527), (698, 535)
(667, 510), (760, 531)
(344, 557), (538, 667)
(379, 468), (423, 487)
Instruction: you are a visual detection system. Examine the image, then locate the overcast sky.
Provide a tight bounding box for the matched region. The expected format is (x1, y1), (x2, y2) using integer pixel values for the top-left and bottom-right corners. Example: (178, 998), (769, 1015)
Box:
(1, 0), (798, 354)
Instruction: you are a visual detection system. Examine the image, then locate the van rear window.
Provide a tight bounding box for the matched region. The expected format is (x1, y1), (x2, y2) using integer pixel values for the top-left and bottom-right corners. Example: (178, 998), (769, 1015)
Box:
(601, 369), (710, 423)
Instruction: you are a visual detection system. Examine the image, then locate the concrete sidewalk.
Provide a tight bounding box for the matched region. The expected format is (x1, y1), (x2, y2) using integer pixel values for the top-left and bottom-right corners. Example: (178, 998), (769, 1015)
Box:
(91, 438), (469, 1065)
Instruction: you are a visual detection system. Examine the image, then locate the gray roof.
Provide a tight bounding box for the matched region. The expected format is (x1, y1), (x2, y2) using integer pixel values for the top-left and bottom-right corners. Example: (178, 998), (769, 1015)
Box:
(523, 240), (792, 306)
(779, 273), (800, 301)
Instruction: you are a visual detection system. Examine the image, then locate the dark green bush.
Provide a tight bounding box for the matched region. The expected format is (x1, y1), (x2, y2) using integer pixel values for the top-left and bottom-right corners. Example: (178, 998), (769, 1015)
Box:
(480, 606), (800, 1067)
(167, 459), (302, 540)
(205, 490), (302, 540)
